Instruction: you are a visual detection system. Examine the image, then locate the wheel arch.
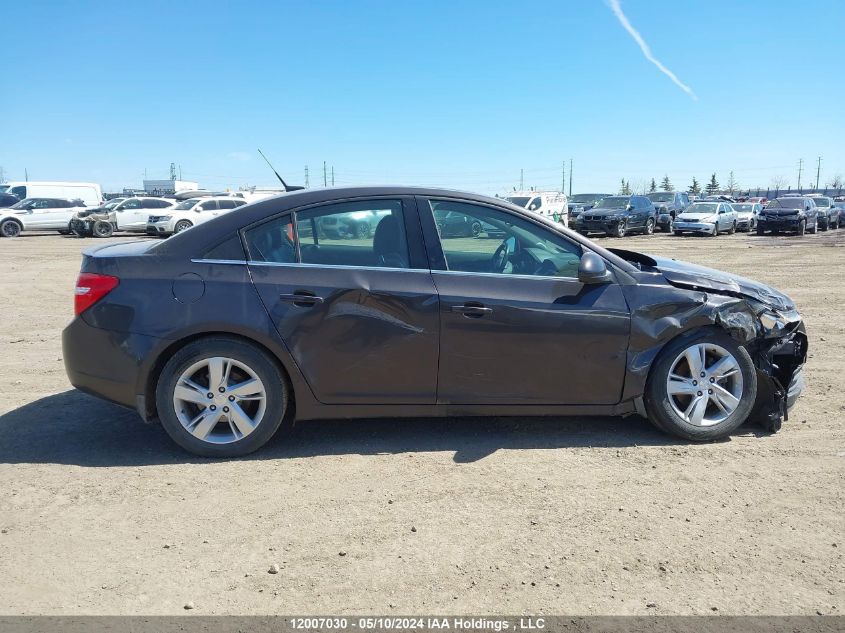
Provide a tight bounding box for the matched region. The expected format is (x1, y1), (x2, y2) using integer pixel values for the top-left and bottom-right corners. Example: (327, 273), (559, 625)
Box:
(139, 329), (300, 425)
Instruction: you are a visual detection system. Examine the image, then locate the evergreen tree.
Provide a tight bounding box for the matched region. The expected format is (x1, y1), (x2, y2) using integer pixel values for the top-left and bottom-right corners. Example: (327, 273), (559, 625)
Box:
(705, 173), (720, 195)
(688, 177), (702, 194)
(621, 179), (632, 195)
(649, 178), (657, 193)
(660, 174), (673, 191)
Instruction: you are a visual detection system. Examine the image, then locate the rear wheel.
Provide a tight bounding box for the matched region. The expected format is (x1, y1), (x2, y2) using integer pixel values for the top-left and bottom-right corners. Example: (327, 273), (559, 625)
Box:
(174, 219), (193, 234)
(674, 230), (683, 236)
(729, 221), (736, 235)
(645, 329), (757, 441)
(1, 219), (22, 237)
(156, 338), (291, 457)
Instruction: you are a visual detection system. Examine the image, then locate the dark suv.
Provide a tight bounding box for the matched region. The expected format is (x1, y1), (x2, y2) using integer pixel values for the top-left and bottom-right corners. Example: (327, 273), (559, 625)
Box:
(576, 195), (657, 237)
(757, 197), (819, 236)
(568, 193), (612, 228)
(647, 191), (689, 232)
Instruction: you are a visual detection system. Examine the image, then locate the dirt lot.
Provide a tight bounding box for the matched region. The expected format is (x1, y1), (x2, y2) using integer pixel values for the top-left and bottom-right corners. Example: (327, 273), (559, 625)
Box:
(0, 229), (842, 616)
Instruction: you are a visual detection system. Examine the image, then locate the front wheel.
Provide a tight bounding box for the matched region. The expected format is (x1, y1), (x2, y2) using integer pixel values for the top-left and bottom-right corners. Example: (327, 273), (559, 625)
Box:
(614, 220), (627, 238)
(644, 329), (757, 441)
(93, 220), (114, 238)
(729, 221), (736, 235)
(644, 218), (655, 235)
(756, 224), (765, 236)
(174, 219), (193, 234)
(797, 220), (806, 236)
(1, 219), (22, 237)
(712, 223), (719, 237)
(470, 220), (482, 237)
(156, 337), (291, 457)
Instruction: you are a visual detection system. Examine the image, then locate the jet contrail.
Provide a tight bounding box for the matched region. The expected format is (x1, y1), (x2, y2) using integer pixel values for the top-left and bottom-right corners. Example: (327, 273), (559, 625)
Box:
(606, 0), (698, 100)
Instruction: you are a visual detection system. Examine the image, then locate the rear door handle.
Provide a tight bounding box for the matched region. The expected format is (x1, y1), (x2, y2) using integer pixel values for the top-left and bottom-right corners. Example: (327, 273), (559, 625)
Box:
(280, 292), (324, 307)
(451, 303), (493, 318)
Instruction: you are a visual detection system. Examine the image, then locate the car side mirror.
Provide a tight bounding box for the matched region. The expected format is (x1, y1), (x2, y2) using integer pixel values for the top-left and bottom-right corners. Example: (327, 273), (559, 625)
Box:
(578, 252), (612, 285)
(626, 204), (634, 211)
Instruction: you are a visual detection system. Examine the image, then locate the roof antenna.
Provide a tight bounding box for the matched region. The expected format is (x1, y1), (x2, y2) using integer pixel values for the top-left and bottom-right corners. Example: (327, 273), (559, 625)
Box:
(257, 149), (304, 192)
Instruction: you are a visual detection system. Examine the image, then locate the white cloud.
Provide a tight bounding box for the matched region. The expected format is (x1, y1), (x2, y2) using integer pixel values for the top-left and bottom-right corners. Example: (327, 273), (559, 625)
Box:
(606, 0), (697, 100)
(228, 151), (251, 162)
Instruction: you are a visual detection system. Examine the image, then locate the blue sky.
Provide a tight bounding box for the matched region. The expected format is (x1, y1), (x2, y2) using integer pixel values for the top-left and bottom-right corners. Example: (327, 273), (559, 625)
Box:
(2, 0), (844, 195)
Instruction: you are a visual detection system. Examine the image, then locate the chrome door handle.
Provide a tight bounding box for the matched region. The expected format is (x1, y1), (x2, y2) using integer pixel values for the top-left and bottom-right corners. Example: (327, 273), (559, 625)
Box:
(280, 293), (324, 307)
(451, 304), (492, 317)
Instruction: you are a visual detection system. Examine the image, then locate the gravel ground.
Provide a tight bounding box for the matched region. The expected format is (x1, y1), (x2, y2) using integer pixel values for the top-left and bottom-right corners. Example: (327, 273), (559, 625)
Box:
(0, 230), (842, 615)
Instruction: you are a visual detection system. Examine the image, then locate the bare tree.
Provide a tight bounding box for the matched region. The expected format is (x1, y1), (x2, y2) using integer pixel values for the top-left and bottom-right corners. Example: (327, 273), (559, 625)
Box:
(827, 174), (843, 189)
(770, 175), (788, 191)
(726, 171), (739, 194)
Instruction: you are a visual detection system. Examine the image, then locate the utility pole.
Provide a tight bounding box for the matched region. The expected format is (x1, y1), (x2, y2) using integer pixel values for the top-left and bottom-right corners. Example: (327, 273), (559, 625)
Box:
(304, 166), (310, 188)
(519, 168), (524, 190)
(178, 165), (182, 180)
(815, 156), (822, 190)
(25, 168), (29, 182)
(0, 166), (5, 183)
(169, 162), (176, 180)
(331, 166), (335, 186)
(797, 158), (803, 191)
(568, 158), (573, 197)
(323, 161), (327, 187)
(561, 161), (566, 193)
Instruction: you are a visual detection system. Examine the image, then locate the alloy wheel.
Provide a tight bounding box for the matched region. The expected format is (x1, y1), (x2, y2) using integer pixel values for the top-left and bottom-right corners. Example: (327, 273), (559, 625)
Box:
(645, 218), (655, 235)
(174, 220), (193, 233)
(173, 356), (268, 444)
(1, 220), (21, 237)
(666, 343), (744, 427)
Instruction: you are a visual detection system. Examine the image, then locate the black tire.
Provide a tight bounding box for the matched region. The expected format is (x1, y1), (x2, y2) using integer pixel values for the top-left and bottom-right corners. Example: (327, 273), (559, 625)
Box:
(156, 337), (291, 457)
(644, 218), (655, 235)
(470, 220), (482, 237)
(797, 220), (806, 236)
(756, 225), (765, 236)
(644, 328), (758, 442)
(174, 219), (193, 234)
(808, 219), (817, 234)
(614, 220), (627, 238)
(729, 221), (736, 235)
(674, 230), (683, 236)
(1, 219), (22, 237)
(712, 223), (719, 237)
(93, 220), (114, 238)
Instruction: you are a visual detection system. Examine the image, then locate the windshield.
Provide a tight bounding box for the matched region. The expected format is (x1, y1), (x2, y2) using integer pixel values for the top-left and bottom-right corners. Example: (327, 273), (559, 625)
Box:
(732, 204), (754, 212)
(174, 199), (201, 210)
(9, 198), (35, 210)
(506, 196), (532, 208)
(593, 197), (629, 209)
(685, 203), (719, 214)
(104, 198), (125, 209)
(570, 194), (606, 204)
(647, 192), (674, 202)
(0, 185), (8, 193)
(811, 197), (831, 207)
(768, 198), (803, 209)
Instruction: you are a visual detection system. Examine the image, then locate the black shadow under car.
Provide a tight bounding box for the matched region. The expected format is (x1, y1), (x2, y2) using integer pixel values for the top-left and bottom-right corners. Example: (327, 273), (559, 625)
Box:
(63, 187), (807, 456)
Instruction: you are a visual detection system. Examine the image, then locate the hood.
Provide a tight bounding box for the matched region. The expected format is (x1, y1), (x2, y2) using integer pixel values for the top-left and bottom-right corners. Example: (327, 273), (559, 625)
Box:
(653, 256), (794, 311)
(587, 208), (626, 216)
(678, 212), (716, 221)
(763, 207), (802, 216)
(608, 249), (795, 311)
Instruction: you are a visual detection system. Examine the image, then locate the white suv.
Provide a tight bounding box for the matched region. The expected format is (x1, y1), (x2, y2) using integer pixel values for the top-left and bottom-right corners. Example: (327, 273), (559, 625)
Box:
(109, 197), (176, 232)
(0, 197), (86, 237)
(146, 197), (247, 236)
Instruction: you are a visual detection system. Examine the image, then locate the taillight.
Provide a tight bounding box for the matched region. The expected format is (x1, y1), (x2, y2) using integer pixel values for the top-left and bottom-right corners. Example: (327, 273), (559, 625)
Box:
(74, 273), (119, 316)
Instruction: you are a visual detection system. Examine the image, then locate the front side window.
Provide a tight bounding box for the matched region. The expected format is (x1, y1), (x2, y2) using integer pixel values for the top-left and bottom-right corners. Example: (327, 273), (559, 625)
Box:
(120, 199), (141, 210)
(429, 200), (582, 278)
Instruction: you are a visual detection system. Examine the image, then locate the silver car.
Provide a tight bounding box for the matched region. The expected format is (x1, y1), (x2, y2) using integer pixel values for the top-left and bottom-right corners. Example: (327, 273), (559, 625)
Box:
(730, 203), (762, 232)
(673, 202), (738, 236)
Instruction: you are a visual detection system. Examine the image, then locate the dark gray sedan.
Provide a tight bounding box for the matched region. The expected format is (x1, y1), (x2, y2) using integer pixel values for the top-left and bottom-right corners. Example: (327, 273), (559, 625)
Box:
(63, 186), (807, 456)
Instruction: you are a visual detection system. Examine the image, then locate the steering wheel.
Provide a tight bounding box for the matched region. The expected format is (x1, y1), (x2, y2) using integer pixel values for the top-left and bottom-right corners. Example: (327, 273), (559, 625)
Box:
(491, 240), (510, 273)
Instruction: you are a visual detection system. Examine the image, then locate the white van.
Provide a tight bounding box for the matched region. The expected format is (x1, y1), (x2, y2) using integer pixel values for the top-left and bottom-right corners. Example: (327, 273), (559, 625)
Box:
(0, 181), (103, 207)
(504, 190), (569, 227)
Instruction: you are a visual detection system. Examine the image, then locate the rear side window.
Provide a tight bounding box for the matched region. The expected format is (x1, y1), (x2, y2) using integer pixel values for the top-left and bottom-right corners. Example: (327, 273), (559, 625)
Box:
(244, 216), (296, 264)
(197, 200), (219, 211)
(295, 200), (409, 269)
(218, 200), (238, 209)
(204, 235), (246, 261)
